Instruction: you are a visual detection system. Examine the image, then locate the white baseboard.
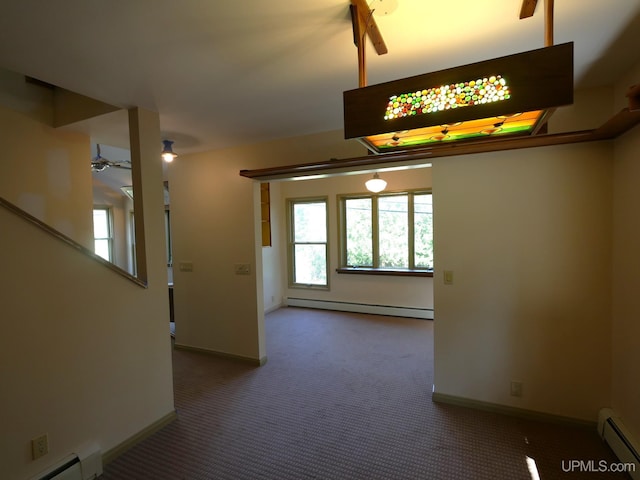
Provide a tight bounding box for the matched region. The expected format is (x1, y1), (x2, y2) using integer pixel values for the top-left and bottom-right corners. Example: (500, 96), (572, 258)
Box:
(432, 392), (595, 428)
(286, 297), (433, 320)
(598, 408), (640, 479)
(264, 302), (283, 314)
(103, 410), (177, 465)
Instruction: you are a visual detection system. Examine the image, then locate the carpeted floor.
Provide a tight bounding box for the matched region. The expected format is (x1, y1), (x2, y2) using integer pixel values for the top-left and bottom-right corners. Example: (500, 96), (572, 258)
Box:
(101, 307), (625, 479)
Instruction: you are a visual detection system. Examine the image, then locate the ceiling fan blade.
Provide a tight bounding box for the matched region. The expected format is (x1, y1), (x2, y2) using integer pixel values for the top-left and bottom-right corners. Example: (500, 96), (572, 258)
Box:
(91, 143), (131, 171)
(111, 162), (132, 170)
(520, 0), (538, 19)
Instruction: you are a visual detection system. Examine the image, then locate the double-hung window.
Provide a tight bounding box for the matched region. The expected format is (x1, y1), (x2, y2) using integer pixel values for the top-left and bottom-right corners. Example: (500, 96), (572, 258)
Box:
(287, 197), (328, 288)
(339, 190), (433, 275)
(93, 207), (113, 262)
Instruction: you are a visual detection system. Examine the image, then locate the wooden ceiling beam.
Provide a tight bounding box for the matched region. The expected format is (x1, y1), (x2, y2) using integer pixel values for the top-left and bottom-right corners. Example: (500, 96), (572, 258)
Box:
(239, 108), (640, 180)
(350, 4), (368, 87)
(545, 0), (554, 46)
(350, 0), (388, 55)
(519, 0), (538, 19)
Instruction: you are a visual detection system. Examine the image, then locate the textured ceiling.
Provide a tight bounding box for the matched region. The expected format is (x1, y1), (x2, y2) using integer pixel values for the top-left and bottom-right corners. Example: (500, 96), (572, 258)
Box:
(1, 0), (639, 155)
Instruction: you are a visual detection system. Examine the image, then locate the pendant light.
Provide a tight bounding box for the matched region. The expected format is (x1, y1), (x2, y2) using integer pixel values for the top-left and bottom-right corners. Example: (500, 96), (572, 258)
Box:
(365, 173), (387, 193)
(161, 140), (177, 162)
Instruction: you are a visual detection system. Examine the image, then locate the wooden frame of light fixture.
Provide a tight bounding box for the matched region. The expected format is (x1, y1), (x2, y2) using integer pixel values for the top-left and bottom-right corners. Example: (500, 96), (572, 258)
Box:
(519, 0), (555, 48)
(240, 100), (640, 181)
(343, 42), (573, 153)
(349, 0), (387, 88)
(344, 0), (567, 154)
(241, 1), (638, 180)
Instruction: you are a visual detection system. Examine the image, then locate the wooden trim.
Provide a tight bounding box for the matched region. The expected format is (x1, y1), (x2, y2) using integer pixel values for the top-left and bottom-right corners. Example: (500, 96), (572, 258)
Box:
(519, 0), (538, 19)
(336, 267), (433, 277)
(239, 130), (593, 179)
(532, 107), (555, 135)
(350, 0), (388, 56)
(592, 107), (640, 139)
(128, 108), (148, 284)
(260, 182), (271, 247)
(627, 83), (640, 111)
(432, 392), (596, 429)
(103, 411), (177, 464)
(343, 42), (573, 140)
(350, 4), (367, 88)
(545, 0), (554, 47)
(0, 196), (147, 288)
(239, 108), (640, 180)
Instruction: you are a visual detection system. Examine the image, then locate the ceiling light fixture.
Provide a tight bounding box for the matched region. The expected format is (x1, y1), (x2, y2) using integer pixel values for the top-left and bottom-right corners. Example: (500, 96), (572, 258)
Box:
(365, 173), (387, 193)
(344, 0), (572, 154)
(344, 42), (574, 154)
(161, 140), (177, 162)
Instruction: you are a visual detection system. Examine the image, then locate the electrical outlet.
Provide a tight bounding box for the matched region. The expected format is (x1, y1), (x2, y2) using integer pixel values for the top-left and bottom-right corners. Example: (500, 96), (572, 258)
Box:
(31, 433), (49, 460)
(510, 381), (523, 397)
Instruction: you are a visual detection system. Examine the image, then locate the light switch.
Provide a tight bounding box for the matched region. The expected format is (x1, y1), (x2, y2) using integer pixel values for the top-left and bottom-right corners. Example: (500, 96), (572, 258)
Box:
(234, 263), (251, 275)
(179, 262), (193, 272)
(443, 270), (454, 285)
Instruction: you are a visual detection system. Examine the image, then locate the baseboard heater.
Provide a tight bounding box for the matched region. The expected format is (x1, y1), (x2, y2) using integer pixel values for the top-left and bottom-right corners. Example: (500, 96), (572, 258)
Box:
(286, 297), (433, 320)
(598, 409), (639, 480)
(31, 447), (102, 480)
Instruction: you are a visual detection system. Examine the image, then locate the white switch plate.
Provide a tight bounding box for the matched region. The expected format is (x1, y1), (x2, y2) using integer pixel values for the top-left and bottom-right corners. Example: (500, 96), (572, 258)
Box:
(179, 262), (193, 272)
(234, 263), (251, 275)
(443, 270), (454, 285)
(510, 381), (523, 397)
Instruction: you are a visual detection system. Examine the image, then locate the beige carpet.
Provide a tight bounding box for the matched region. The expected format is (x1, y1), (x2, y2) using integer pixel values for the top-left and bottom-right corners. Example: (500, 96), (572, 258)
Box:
(102, 307), (625, 479)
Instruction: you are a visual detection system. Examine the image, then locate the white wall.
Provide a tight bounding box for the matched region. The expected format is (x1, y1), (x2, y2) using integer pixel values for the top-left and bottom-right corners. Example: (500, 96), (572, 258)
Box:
(262, 180), (284, 313)
(612, 124), (640, 444)
(611, 58), (640, 443)
(432, 142), (613, 422)
(0, 108), (174, 480)
(1, 103), (94, 249)
(169, 130), (364, 362)
(278, 167), (434, 314)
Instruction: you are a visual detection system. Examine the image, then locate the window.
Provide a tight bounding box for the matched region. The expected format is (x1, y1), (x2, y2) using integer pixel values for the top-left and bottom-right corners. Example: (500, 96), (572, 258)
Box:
(165, 209), (173, 266)
(93, 207), (113, 261)
(339, 191), (433, 274)
(287, 197), (328, 288)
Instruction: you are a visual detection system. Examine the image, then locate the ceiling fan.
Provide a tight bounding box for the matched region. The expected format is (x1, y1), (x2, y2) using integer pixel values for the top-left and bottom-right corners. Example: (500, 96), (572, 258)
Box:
(91, 144), (131, 172)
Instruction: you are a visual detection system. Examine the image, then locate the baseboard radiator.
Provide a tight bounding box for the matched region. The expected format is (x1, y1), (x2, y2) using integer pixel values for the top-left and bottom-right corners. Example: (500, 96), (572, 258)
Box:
(598, 409), (640, 480)
(286, 297), (434, 320)
(31, 447), (102, 480)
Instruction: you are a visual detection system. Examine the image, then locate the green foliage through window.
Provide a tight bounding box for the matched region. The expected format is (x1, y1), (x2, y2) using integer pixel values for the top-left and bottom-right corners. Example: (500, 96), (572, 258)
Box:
(340, 191), (432, 271)
(288, 198), (328, 287)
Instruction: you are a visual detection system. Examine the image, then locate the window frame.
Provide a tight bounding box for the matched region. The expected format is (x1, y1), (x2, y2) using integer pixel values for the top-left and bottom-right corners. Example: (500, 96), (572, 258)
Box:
(164, 208), (173, 267)
(92, 206), (114, 262)
(337, 189), (433, 277)
(286, 196), (330, 290)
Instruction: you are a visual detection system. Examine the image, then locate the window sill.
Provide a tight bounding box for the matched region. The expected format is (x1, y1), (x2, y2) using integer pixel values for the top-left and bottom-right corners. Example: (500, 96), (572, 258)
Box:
(336, 267), (433, 277)
(289, 283), (330, 290)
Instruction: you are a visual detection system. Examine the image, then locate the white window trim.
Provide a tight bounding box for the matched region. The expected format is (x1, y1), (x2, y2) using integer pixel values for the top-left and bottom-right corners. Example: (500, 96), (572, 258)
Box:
(286, 196), (330, 290)
(337, 189), (433, 277)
